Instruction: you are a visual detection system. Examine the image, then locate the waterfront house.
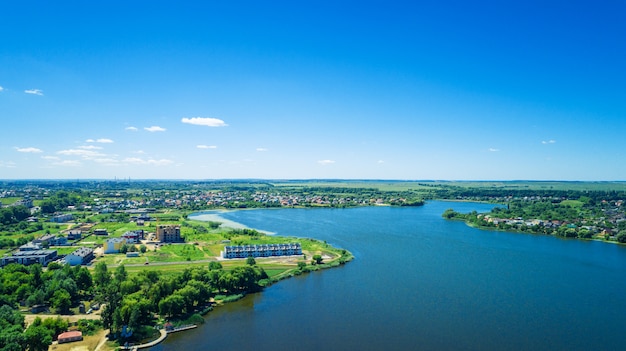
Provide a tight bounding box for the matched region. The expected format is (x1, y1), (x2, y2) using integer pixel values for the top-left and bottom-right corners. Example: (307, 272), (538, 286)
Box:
(221, 243), (302, 259)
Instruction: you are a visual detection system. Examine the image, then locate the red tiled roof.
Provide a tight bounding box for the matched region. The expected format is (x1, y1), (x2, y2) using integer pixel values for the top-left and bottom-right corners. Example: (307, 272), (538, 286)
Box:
(58, 331), (82, 339)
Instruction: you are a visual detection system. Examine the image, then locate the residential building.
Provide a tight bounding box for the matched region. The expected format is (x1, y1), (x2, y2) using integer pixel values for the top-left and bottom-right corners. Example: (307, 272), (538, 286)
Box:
(221, 243), (302, 259)
(19, 242), (42, 251)
(1, 249), (58, 267)
(104, 238), (127, 254)
(121, 230), (143, 244)
(94, 228), (108, 236)
(51, 213), (74, 223)
(64, 247), (94, 266)
(58, 331), (83, 344)
(156, 225), (183, 243)
(67, 230), (82, 240)
(33, 234), (67, 246)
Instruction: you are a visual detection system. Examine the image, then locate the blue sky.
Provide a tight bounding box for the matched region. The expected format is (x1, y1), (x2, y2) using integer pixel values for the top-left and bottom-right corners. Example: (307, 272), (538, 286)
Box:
(1, 1), (625, 180)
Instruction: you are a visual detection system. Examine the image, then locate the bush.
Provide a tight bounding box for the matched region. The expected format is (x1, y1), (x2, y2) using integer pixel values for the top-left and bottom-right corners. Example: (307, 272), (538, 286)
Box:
(617, 231), (626, 243)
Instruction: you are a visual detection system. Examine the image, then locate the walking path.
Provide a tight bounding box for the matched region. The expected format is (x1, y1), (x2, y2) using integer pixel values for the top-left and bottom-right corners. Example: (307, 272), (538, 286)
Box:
(118, 329), (167, 350)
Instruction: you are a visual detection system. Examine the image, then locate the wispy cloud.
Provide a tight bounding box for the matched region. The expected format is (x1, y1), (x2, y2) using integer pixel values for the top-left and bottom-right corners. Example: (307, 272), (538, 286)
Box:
(125, 126), (138, 131)
(197, 145), (217, 149)
(377, 160), (385, 164)
(144, 126), (166, 132)
(542, 140), (557, 144)
(86, 138), (114, 143)
(122, 157), (174, 166)
(24, 89), (43, 96)
(52, 160), (81, 167)
(318, 159), (335, 165)
(181, 117), (228, 127)
(41, 156), (60, 160)
(0, 86), (4, 92)
(0, 161), (17, 168)
(78, 145), (103, 150)
(93, 158), (120, 166)
(15, 147), (43, 153)
(57, 149), (105, 158)
(488, 148), (500, 152)
(256, 148), (268, 152)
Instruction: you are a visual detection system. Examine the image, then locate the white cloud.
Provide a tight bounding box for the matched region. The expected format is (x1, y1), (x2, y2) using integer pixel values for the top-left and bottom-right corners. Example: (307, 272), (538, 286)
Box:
(125, 126), (139, 131)
(86, 138), (113, 143)
(181, 117), (228, 127)
(144, 126), (166, 132)
(256, 148), (268, 152)
(15, 147), (43, 153)
(93, 158), (120, 166)
(52, 160), (81, 167)
(488, 148), (500, 152)
(133, 150), (145, 154)
(197, 145), (217, 149)
(542, 140), (557, 144)
(78, 145), (103, 150)
(57, 149), (105, 158)
(122, 157), (174, 166)
(318, 160), (335, 165)
(0, 161), (17, 168)
(0, 86), (4, 92)
(24, 89), (43, 96)
(377, 160), (385, 164)
(41, 156), (60, 160)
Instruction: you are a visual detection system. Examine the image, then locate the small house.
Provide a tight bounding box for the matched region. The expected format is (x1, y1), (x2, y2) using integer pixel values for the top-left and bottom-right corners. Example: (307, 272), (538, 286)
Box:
(58, 331), (83, 344)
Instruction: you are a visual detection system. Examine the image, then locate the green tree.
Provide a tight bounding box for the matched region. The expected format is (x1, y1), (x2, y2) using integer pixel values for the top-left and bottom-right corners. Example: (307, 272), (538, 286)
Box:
(51, 289), (71, 314)
(208, 261), (222, 271)
(246, 256), (256, 266)
(115, 265), (128, 283)
(617, 230), (626, 243)
(93, 262), (111, 290)
(312, 254), (323, 265)
(23, 324), (52, 351)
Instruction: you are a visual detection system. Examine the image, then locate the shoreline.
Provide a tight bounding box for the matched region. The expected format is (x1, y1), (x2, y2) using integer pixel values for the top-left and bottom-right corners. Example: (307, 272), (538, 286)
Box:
(187, 210), (276, 235)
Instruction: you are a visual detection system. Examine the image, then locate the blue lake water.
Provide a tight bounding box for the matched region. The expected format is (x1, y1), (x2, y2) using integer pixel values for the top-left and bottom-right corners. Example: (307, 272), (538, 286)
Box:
(156, 201), (626, 351)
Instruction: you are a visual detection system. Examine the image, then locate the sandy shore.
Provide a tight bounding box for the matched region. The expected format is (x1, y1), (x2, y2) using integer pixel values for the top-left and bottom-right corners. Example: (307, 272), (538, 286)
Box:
(188, 210), (275, 235)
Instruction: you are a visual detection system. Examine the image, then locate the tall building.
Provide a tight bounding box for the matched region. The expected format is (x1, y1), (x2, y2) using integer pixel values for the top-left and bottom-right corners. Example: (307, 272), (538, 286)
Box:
(156, 225), (182, 243)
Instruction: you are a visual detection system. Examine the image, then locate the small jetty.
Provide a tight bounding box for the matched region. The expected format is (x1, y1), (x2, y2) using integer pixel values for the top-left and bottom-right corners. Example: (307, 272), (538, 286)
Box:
(118, 324), (197, 350)
(166, 324), (198, 333)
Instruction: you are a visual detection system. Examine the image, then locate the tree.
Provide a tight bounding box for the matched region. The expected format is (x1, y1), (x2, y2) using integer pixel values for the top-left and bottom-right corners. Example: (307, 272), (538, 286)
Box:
(208, 261), (222, 271)
(617, 230), (626, 243)
(93, 262), (111, 290)
(51, 289), (71, 314)
(115, 265), (128, 283)
(246, 256), (256, 266)
(139, 244), (147, 253)
(75, 267), (93, 293)
(312, 254), (323, 265)
(23, 324), (52, 351)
